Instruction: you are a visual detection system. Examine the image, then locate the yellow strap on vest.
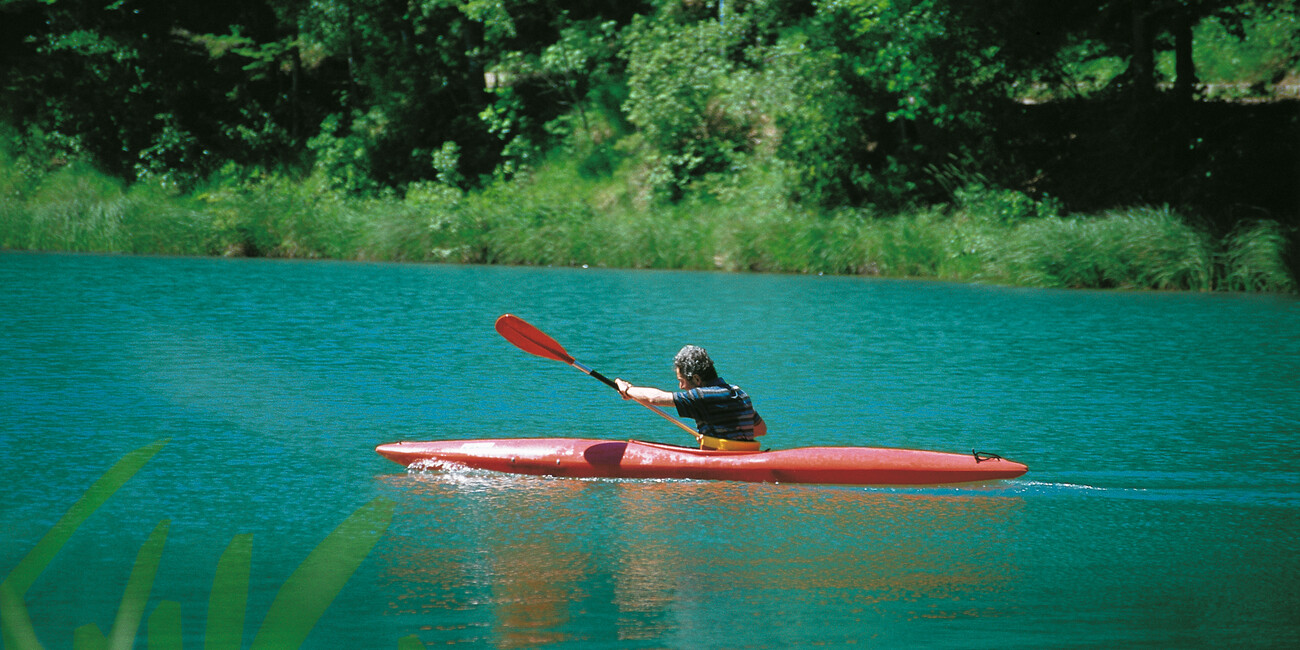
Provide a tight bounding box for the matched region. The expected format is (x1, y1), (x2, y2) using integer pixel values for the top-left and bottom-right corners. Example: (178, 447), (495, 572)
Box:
(699, 435), (760, 451)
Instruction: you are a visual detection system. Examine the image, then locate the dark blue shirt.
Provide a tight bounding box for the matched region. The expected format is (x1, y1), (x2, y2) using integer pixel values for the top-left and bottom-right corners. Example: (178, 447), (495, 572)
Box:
(673, 377), (761, 441)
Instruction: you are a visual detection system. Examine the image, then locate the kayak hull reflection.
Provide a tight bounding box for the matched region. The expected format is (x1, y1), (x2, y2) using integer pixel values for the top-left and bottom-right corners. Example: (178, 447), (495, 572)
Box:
(374, 438), (1028, 486)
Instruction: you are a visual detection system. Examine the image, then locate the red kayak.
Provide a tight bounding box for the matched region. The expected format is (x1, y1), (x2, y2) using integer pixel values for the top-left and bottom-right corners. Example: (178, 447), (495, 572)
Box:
(374, 438), (1028, 486)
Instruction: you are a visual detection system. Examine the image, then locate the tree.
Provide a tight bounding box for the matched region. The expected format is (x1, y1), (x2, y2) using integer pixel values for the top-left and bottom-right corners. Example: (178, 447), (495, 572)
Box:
(0, 0), (321, 183)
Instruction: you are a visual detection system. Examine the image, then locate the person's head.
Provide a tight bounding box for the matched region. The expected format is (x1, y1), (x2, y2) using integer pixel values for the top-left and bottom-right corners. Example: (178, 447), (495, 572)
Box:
(673, 345), (717, 389)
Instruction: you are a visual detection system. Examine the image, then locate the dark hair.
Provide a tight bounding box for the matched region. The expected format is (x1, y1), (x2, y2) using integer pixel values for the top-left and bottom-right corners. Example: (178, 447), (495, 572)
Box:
(673, 345), (717, 382)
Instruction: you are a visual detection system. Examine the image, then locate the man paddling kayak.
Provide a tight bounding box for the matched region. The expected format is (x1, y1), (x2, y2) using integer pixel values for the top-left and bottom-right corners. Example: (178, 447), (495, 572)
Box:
(615, 345), (767, 448)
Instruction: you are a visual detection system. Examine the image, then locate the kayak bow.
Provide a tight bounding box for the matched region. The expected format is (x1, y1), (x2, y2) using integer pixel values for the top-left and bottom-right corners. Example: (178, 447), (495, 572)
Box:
(375, 438), (1027, 486)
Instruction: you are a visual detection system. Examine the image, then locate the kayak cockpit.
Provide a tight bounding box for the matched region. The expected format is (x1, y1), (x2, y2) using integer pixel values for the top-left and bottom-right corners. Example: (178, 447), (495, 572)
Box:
(629, 439), (766, 456)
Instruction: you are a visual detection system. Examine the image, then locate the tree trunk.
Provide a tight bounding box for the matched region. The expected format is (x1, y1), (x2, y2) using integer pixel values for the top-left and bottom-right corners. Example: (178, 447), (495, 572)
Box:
(346, 0), (358, 108)
(1131, 0), (1156, 100)
(462, 17), (485, 107)
(290, 22), (302, 143)
(1173, 8), (1197, 102)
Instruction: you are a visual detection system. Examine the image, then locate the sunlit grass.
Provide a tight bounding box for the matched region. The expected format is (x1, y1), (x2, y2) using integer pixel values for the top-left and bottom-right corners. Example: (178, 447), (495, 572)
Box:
(0, 156), (1293, 292)
(987, 207), (1216, 290)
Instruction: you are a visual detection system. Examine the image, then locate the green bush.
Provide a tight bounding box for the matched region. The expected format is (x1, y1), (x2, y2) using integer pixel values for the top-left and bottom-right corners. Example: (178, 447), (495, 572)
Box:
(621, 15), (754, 199)
(1193, 3), (1300, 97)
(1220, 220), (1295, 292)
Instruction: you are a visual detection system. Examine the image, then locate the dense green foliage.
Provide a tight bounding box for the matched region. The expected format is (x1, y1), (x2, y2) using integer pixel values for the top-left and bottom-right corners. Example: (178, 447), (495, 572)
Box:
(1, 0), (1297, 290)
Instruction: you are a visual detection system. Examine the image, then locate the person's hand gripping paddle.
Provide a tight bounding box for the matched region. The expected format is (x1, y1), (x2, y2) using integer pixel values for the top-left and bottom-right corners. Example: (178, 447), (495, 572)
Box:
(494, 314), (702, 444)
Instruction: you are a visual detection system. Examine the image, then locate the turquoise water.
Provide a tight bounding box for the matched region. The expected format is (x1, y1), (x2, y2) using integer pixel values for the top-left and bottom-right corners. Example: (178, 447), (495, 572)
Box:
(2, 251), (1298, 648)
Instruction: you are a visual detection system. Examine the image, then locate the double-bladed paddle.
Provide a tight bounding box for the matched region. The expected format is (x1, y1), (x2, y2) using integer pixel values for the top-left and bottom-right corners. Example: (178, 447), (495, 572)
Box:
(494, 314), (702, 442)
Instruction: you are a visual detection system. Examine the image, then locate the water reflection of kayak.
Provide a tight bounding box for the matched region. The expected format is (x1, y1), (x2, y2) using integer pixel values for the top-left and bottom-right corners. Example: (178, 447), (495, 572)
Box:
(375, 438), (1028, 486)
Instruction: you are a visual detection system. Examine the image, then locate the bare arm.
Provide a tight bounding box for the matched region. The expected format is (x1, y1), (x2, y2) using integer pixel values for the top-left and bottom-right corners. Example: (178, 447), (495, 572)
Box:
(614, 378), (676, 407)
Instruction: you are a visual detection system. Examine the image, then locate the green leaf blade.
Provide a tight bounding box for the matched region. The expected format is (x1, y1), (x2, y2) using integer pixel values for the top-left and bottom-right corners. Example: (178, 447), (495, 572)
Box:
(249, 498), (395, 650)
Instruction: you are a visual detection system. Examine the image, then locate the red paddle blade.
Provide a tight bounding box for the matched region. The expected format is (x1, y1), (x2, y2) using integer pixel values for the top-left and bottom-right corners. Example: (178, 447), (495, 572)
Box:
(495, 314), (576, 364)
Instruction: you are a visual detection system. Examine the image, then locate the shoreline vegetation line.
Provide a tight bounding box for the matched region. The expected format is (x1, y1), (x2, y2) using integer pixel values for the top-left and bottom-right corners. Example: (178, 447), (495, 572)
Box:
(0, 158), (1293, 293)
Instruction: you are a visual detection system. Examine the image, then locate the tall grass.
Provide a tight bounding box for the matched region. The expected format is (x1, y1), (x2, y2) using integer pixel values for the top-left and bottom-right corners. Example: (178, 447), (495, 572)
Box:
(988, 207), (1216, 290)
(0, 161), (218, 256)
(0, 155), (1293, 292)
(1219, 219), (1296, 292)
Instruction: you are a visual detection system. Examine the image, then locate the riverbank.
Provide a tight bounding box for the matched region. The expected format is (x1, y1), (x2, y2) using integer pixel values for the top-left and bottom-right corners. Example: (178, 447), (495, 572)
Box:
(1, 156), (1294, 292)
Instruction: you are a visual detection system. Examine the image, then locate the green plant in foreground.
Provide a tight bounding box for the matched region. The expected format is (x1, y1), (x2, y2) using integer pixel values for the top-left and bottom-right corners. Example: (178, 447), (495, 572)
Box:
(0, 441), (408, 649)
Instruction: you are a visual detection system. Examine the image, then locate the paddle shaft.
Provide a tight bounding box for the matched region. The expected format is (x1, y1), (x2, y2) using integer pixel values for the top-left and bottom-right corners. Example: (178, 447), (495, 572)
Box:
(495, 314), (701, 442)
(570, 359), (701, 440)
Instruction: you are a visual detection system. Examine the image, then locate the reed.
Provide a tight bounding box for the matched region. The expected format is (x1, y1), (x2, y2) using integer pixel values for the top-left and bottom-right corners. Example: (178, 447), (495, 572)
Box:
(121, 184), (219, 256)
(988, 207), (1217, 290)
(0, 156), (1293, 293)
(197, 172), (363, 259)
(1, 441), (397, 649)
(0, 152), (30, 248)
(12, 163), (130, 252)
(0, 162), (214, 256)
(1218, 219), (1296, 292)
